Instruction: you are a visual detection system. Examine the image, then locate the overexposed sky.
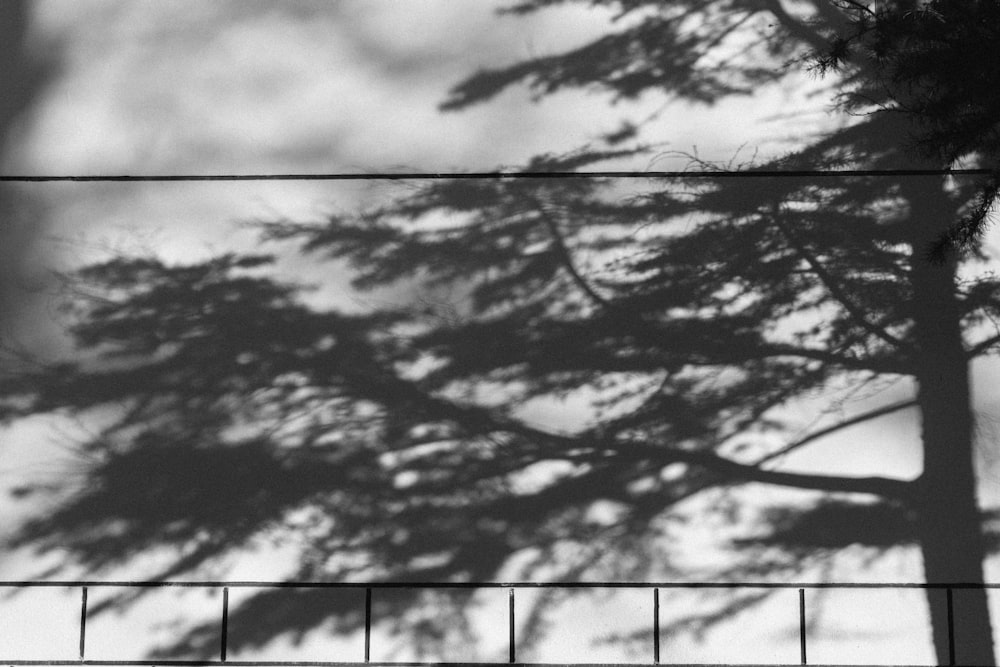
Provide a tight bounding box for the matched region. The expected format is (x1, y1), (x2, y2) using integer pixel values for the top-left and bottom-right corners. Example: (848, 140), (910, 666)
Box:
(15, 0), (824, 176)
(6, 0), (834, 308)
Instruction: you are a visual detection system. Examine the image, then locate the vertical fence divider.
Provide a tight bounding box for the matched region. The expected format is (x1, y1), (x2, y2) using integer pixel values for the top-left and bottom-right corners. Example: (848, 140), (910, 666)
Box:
(509, 588), (516, 664)
(946, 587), (955, 666)
(365, 587), (372, 663)
(78, 586), (88, 662)
(220, 587), (229, 662)
(799, 588), (807, 665)
(653, 588), (660, 664)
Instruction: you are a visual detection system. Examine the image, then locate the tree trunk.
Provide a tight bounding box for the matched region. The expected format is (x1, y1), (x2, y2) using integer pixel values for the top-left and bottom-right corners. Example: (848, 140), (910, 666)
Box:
(903, 177), (995, 665)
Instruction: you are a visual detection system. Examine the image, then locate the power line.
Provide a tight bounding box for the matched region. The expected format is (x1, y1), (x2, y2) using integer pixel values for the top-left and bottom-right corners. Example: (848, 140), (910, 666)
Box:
(0, 168), (994, 182)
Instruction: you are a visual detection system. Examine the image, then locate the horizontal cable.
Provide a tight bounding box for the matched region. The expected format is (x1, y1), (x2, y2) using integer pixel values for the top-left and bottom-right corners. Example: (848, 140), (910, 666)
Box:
(0, 580), (997, 589)
(0, 168), (994, 182)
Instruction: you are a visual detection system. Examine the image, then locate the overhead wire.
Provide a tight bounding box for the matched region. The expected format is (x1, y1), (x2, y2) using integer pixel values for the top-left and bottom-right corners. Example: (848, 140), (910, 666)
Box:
(0, 168), (993, 182)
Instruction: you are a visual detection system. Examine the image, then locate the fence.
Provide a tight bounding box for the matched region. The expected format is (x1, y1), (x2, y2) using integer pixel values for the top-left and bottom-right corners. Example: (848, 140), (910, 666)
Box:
(0, 580), (993, 667)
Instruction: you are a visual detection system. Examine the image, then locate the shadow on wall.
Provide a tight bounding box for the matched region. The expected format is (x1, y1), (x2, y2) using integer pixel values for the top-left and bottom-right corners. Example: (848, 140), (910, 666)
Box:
(0, 0), (53, 342)
(3, 1), (1000, 665)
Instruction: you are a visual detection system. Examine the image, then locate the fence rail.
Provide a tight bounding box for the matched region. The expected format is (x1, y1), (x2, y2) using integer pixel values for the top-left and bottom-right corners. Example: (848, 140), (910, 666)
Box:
(0, 580), (990, 667)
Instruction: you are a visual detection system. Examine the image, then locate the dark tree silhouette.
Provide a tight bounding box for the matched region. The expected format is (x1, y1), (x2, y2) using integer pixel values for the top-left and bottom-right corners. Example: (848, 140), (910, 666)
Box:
(4, 0), (1000, 663)
(811, 0), (1000, 259)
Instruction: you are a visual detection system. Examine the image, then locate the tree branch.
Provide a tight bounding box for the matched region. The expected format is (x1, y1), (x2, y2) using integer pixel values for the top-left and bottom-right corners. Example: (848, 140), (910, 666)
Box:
(620, 398), (920, 512)
(754, 398), (918, 466)
(710, 341), (910, 374)
(761, 0), (831, 51)
(529, 196), (612, 310)
(324, 310), (914, 501)
(771, 206), (912, 352)
(827, 0), (876, 19)
(496, 418), (914, 500)
(967, 332), (1000, 358)
(520, 200), (907, 375)
(624, 441), (914, 499)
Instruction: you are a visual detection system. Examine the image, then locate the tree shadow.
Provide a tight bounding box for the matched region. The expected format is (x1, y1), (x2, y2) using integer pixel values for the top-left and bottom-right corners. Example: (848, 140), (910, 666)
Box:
(5, 1), (1000, 663)
(0, 1), (57, 342)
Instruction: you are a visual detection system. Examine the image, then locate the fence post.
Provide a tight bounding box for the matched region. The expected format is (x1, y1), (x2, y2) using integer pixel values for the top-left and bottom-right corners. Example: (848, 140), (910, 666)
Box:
(946, 588), (955, 666)
(220, 587), (229, 662)
(653, 588), (660, 664)
(365, 587), (372, 663)
(799, 588), (806, 665)
(509, 588), (516, 664)
(78, 586), (88, 661)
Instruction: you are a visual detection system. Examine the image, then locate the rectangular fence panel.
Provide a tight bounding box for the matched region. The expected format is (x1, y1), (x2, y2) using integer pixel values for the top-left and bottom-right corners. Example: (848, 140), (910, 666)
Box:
(1, 580), (995, 666)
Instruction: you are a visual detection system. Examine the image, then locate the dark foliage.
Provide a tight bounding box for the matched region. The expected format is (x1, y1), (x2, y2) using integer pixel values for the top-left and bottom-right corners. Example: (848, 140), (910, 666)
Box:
(814, 0), (1000, 259)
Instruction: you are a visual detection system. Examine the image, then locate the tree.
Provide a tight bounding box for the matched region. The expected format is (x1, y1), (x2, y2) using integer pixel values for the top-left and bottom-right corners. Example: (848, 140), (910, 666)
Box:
(812, 0), (1000, 259)
(4, 0), (1000, 663)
